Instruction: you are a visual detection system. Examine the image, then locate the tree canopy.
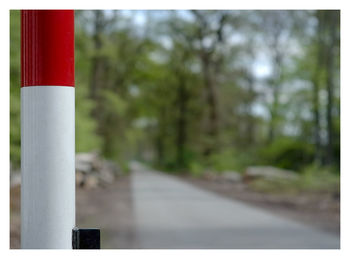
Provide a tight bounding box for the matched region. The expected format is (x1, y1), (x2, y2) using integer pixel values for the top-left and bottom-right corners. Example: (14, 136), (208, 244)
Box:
(10, 10), (340, 175)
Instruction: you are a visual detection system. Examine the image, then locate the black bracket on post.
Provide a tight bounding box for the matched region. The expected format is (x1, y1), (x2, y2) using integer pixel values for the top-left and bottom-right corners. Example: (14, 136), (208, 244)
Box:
(72, 227), (100, 249)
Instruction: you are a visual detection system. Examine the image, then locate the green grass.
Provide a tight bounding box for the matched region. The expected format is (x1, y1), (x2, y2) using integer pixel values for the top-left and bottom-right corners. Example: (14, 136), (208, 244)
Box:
(249, 164), (340, 195)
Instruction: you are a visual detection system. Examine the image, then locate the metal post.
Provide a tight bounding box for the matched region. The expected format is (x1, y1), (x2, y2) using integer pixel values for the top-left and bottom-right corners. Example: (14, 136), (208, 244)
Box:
(21, 10), (75, 249)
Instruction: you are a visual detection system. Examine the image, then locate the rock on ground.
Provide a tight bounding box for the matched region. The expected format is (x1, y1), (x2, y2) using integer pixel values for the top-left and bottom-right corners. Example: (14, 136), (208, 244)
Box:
(244, 166), (298, 182)
(220, 171), (242, 182)
(75, 152), (122, 189)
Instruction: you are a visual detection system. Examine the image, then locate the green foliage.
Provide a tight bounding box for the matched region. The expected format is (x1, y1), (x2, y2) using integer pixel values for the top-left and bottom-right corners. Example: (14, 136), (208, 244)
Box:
(10, 10), (340, 185)
(10, 10), (21, 168)
(208, 148), (257, 173)
(117, 158), (131, 175)
(10, 93), (21, 167)
(299, 163), (339, 192)
(249, 163), (339, 194)
(100, 90), (127, 116)
(259, 137), (315, 171)
(188, 161), (205, 178)
(75, 84), (102, 153)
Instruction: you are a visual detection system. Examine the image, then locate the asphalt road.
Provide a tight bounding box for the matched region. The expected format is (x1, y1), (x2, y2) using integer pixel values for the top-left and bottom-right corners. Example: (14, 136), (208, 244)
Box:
(131, 163), (340, 249)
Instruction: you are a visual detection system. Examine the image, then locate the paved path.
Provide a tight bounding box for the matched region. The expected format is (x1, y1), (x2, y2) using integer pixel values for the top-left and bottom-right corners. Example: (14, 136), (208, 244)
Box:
(131, 164), (340, 249)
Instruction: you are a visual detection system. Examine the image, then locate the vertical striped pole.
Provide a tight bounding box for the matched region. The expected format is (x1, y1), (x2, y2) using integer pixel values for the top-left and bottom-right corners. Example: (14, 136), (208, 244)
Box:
(21, 10), (75, 249)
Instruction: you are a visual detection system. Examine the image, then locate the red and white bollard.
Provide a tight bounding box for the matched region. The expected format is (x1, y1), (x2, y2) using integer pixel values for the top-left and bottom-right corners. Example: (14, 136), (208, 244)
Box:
(21, 10), (75, 249)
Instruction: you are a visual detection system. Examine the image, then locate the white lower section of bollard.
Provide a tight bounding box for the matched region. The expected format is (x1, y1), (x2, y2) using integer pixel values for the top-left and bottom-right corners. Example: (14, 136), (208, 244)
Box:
(21, 86), (75, 249)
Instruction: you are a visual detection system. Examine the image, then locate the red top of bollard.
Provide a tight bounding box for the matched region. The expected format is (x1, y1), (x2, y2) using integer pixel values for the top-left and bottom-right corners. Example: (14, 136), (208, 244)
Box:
(21, 10), (75, 87)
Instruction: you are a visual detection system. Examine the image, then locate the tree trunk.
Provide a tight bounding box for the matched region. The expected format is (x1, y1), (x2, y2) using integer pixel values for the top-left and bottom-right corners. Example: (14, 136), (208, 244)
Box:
(312, 67), (322, 163)
(312, 11), (323, 163)
(325, 11), (338, 165)
(268, 52), (282, 143)
(202, 54), (219, 156)
(246, 72), (255, 146)
(176, 75), (188, 168)
(156, 108), (166, 166)
(90, 10), (104, 100)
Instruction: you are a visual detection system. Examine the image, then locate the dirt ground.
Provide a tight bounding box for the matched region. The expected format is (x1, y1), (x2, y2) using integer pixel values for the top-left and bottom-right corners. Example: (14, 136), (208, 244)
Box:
(10, 175), (136, 249)
(181, 176), (340, 235)
(76, 174), (137, 248)
(10, 185), (21, 249)
(10, 172), (339, 249)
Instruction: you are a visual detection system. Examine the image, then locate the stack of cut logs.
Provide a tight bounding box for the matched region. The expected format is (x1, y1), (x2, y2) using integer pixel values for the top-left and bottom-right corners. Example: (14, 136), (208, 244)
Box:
(75, 152), (122, 189)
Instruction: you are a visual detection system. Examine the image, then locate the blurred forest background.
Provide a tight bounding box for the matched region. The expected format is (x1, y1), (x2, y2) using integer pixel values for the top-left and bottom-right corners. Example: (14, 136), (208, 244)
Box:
(10, 10), (340, 186)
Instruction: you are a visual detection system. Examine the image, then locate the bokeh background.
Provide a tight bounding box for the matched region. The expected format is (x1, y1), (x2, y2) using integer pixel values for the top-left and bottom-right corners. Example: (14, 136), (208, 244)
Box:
(10, 10), (340, 249)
